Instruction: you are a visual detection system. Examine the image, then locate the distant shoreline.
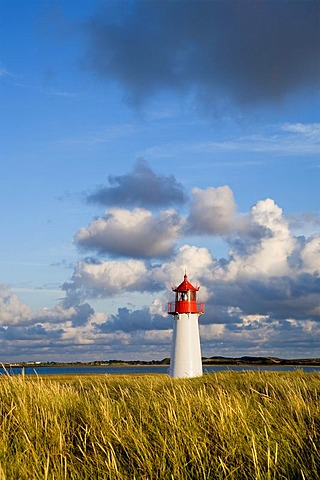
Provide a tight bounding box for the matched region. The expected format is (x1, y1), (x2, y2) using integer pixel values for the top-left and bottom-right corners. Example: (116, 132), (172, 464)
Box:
(3, 356), (320, 368)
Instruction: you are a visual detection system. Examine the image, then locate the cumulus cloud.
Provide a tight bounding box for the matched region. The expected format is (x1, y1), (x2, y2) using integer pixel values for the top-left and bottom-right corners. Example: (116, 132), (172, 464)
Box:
(215, 198), (297, 280)
(75, 207), (184, 258)
(63, 258), (160, 299)
(0, 285), (33, 325)
(87, 159), (187, 208)
(2, 182), (320, 361)
(83, 0), (320, 110)
(153, 244), (215, 298)
(66, 193), (320, 336)
(300, 236), (320, 274)
(0, 285), (94, 329)
(61, 244), (214, 313)
(200, 315), (320, 358)
(0, 287), (101, 364)
(187, 186), (239, 235)
(200, 200), (320, 331)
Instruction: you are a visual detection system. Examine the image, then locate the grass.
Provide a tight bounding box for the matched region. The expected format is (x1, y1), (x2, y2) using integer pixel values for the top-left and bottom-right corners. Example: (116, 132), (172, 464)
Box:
(0, 371), (319, 479)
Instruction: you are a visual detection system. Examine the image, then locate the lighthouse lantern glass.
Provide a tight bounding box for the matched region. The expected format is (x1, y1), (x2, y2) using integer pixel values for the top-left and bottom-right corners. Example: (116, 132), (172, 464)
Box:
(168, 273), (204, 315)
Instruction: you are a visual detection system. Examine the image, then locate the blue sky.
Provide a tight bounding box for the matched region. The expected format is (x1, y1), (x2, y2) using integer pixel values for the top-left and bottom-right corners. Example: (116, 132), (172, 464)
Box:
(1, 0), (319, 362)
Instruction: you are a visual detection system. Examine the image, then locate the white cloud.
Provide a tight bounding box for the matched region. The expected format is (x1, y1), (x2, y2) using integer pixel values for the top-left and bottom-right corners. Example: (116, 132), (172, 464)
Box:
(200, 323), (225, 341)
(75, 207), (184, 258)
(300, 236), (320, 274)
(66, 259), (154, 297)
(0, 285), (93, 329)
(0, 285), (33, 325)
(187, 186), (239, 235)
(216, 198), (296, 280)
(1, 180), (320, 361)
(154, 244), (215, 299)
(240, 314), (272, 327)
(248, 198), (296, 274)
(149, 298), (167, 317)
(37, 304), (77, 321)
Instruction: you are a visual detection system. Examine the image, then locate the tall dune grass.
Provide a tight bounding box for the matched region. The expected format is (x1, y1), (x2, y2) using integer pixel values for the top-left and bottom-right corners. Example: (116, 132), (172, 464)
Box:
(0, 371), (319, 479)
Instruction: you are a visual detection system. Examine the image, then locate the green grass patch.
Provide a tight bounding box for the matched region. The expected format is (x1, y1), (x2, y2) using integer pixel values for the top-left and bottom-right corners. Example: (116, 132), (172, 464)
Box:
(0, 371), (319, 479)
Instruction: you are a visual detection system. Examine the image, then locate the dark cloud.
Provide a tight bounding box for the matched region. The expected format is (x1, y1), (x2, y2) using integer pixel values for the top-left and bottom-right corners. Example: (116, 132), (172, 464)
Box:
(221, 318), (320, 358)
(86, 160), (187, 208)
(205, 272), (320, 324)
(200, 303), (242, 325)
(0, 325), (64, 341)
(95, 307), (171, 333)
(71, 303), (95, 327)
(243, 274), (320, 321)
(83, 0), (320, 110)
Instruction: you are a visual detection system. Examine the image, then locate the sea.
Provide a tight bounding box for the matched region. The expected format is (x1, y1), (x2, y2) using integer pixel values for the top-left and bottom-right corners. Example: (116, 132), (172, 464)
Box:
(0, 365), (319, 376)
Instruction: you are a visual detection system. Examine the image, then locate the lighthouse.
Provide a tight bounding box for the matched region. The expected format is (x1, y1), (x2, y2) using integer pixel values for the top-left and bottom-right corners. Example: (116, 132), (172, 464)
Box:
(167, 273), (204, 378)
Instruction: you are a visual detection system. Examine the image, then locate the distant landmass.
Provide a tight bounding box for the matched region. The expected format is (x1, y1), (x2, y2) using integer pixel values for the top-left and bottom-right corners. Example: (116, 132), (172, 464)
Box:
(4, 356), (320, 367)
(202, 356), (320, 366)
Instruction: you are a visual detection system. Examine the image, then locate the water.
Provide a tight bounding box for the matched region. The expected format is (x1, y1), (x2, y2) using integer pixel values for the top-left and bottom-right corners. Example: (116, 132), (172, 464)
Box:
(0, 364), (319, 376)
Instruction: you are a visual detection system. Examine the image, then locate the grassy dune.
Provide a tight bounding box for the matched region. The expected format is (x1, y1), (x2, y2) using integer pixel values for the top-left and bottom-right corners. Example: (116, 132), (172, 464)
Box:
(0, 371), (319, 479)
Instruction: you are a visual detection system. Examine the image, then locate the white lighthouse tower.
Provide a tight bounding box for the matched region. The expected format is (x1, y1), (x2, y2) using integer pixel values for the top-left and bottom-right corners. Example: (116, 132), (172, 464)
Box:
(168, 273), (204, 378)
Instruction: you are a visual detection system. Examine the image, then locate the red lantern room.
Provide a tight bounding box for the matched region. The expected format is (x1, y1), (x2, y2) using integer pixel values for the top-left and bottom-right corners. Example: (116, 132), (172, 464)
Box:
(168, 273), (205, 315)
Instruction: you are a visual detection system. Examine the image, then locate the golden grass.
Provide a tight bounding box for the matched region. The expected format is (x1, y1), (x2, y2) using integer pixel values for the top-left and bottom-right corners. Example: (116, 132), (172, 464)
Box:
(0, 371), (319, 479)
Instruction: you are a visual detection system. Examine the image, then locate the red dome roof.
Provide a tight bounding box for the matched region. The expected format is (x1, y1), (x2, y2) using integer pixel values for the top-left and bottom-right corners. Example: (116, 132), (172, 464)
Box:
(172, 273), (199, 292)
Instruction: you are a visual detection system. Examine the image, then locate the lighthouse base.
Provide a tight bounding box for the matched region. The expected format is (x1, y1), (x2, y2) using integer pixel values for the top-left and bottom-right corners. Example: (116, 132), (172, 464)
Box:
(169, 313), (202, 379)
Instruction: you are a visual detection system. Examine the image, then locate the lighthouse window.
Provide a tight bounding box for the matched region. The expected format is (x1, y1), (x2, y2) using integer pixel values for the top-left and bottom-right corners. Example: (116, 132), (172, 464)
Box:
(180, 292), (187, 301)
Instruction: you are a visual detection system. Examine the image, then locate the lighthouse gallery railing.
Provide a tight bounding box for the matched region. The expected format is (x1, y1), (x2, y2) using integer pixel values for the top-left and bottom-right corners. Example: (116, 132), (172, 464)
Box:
(167, 301), (205, 314)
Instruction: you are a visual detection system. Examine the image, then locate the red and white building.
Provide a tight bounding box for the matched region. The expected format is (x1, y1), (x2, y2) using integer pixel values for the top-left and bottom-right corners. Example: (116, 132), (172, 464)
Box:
(168, 273), (204, 378)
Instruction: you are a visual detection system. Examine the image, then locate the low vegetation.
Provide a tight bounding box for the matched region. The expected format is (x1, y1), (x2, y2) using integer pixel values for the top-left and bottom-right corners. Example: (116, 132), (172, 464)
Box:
(0, 371), (319, 479)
